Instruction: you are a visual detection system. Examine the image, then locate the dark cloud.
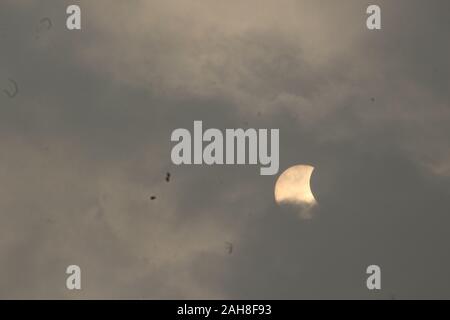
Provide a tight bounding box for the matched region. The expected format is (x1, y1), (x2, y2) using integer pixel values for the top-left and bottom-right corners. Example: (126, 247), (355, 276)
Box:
(0, 0), (449, 298)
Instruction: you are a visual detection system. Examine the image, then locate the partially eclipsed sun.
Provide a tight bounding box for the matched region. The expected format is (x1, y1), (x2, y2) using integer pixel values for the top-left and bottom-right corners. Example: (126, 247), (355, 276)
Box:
(274, 165), (317, 211)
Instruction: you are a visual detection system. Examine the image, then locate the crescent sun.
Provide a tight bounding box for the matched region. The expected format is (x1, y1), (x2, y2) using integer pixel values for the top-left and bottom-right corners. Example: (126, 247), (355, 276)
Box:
(274, 164), (317, 215)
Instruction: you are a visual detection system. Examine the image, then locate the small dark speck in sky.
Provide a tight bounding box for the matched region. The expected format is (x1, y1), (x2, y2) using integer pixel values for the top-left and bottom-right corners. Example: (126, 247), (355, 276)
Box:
(225, 242), (233, 254)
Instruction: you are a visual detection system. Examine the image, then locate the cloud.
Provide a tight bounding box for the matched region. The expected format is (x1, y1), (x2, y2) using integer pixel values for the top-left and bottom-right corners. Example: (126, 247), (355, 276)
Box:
(0, 0), (449, 298)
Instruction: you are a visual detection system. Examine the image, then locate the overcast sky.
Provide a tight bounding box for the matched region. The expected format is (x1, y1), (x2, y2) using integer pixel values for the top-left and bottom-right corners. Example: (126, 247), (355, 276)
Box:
(0, 0), (449, 299)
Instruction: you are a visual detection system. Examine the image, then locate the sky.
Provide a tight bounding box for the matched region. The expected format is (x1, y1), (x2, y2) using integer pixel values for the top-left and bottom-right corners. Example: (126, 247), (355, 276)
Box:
(0, 0), (449, 299)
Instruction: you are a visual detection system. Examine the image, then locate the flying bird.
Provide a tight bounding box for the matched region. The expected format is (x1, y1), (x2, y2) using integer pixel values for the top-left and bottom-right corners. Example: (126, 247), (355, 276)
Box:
(225, 242), (233, 254)
(150, 196), (156, 200)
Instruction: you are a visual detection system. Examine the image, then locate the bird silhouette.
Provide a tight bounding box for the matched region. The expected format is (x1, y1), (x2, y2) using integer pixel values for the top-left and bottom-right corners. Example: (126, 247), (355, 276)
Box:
(225, 242), (233, 254)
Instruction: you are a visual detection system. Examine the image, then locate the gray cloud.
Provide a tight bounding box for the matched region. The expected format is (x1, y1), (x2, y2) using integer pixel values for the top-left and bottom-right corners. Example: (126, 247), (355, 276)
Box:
(0, 0), (449, 299)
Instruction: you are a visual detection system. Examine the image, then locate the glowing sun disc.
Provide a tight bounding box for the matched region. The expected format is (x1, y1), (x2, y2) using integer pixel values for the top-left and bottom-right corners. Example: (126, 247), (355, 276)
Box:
(274, 165), (317, 206)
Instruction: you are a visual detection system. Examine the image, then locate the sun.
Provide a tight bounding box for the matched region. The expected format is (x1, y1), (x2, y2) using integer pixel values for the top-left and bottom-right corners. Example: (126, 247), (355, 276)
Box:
(274, 165), (317, 218)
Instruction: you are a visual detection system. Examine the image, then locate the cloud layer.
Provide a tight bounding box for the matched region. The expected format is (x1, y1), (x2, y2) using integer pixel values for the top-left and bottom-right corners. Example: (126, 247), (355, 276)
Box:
(0, 0), (449, 298)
